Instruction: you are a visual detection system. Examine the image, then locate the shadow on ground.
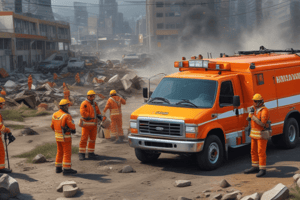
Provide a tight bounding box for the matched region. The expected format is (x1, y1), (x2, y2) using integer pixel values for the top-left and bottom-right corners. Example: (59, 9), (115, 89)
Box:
(73, 173), (111, 183)
(143, 140), (300, 177)
(9, 172), (38, 182)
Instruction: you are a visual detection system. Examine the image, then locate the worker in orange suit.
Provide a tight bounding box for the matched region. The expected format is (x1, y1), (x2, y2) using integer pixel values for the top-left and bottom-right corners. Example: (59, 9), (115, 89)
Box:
(28, 75), (33, 90)
(79, 90), (103, 160)
(63, 85), (72, 106)
(75, 73), (80, 84)
(0, 97), (15, 173)
(1, 87), (6, 97)
(244, 94), (270, 177)
(53, 73), (58, 80)
(50, 99), (77, 176)
(103, 90), (126, 143)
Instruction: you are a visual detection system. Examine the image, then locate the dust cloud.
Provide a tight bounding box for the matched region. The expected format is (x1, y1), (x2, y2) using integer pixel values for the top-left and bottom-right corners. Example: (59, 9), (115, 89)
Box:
(140, 4), (297, 79)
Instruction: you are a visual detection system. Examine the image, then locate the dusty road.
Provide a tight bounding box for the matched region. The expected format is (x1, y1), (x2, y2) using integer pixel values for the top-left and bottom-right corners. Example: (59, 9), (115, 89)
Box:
(2, 91), (300, 200)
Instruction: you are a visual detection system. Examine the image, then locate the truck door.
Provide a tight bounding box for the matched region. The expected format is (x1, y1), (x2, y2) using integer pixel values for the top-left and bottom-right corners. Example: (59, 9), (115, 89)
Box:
(217, 79), (245, 146)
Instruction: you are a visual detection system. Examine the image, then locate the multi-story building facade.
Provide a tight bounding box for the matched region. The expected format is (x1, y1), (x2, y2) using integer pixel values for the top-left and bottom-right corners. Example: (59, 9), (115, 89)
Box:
(0, 11), (70, 72)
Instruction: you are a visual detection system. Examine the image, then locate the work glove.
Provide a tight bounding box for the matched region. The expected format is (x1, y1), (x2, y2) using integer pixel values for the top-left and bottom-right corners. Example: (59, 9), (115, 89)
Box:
(97, 115), (103, 121)
(71, 129), (76, 134)
(246, 117), (251, 121)
(249, 107), (254, 114)
(5, 132), (16, 145)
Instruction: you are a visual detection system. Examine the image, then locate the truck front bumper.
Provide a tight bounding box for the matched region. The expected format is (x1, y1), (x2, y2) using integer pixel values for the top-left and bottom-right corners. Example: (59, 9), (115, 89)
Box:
(128, 135), (205, 153)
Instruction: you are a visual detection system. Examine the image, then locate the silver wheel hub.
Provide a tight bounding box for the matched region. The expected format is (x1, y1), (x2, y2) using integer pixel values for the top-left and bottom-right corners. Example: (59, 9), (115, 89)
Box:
(288, 124), (296, 142)
(208, 142), (219, 164)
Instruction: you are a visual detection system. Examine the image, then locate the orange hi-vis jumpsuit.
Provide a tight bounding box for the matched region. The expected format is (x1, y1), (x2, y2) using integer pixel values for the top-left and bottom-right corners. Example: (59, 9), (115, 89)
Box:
(53, 73), (58, 80)
(63, 89), (72, 106)
(103, 96), (126, 138)
(28, 75), (33, 90)
(75, 73), (80, 83)
(0, 113), (11, 170)
(51, 109), (75, 169)
(79, 100), (101, 153)
(0, 89), (6, 97)
(249, 106), (270, 170)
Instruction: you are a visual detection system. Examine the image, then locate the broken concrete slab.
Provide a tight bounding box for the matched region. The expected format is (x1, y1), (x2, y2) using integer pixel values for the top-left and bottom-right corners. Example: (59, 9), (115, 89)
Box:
(221, 191), (239, 200)
(4, 80), (17, 88)
(241, 193), (260, 200)
(121, 74), (133, 91)
(108, 74), (120, 84)
(174, 180), (191, 187)
(293, 174), (300, 182)
(63, 185), (78, 198)
(57, 181), (77, 192)
(177, 197), (192, 200)
(261, 183), (289, 200)
(0, 174), (20, 198)
(211, 194), (222, 200)
(32, 154), (46, 163)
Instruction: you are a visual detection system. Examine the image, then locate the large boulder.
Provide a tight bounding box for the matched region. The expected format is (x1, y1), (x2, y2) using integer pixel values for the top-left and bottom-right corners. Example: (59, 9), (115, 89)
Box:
(0, 174), (20, 198)
(174, 180), (191, 187)
(32, 154), (46, 163)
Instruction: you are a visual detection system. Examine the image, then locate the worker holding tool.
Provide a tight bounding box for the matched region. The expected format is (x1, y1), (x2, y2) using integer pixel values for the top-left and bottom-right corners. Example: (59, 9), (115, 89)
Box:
(51, 99), (77, 175)
(28, 74), (33, 90)
(103, 90), (126, 143)
(0, 97), (15, 173)
(78, 90), (104, 160)
(244, 93), (271, 177)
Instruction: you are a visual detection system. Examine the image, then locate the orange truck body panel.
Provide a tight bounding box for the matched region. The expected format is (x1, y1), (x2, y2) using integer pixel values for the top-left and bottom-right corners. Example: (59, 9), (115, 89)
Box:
(129, 53), (300, 157)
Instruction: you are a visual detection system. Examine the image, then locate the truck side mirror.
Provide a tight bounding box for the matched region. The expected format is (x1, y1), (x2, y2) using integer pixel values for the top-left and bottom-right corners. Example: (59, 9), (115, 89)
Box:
(233, 95), (240, 107)
(143, 87), (148, 98)
(149, 91), (153, 97)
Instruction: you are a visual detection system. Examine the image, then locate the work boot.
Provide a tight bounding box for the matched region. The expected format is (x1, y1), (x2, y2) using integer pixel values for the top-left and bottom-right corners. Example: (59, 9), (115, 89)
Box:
(256, 169), (266, 177)
(63, 168), (77, 176)
(56, 167), (62, 173)
(244, 167), (259, 174)
(0, 168), (12, 173)
(88, 153), (100, 159)
(78, 153), (85, 161)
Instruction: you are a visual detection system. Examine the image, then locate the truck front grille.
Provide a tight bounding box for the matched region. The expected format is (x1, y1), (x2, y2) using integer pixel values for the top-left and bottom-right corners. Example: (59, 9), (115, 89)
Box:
(139, 120), (182, 136)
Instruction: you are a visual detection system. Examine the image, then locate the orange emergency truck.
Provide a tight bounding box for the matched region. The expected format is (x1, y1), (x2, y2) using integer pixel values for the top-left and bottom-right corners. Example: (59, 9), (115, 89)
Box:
(128, 47), (300, 170)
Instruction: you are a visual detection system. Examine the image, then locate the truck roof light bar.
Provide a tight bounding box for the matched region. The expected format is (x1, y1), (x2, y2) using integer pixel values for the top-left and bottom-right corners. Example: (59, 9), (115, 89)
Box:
(238, 46), (300, 55)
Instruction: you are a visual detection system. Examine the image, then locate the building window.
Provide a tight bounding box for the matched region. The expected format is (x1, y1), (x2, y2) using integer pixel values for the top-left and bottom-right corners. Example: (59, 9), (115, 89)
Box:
(167, 13), (175, 17)
(157, 23), (164, 29)
(0, 39), (3, 50)
(24, 40), (30, 50)
(157, 35), (164, 40)
(171, 35), (178, 40)
(156, 2), (164, 7)
(29, 22), (36, 35)
(166, 24), (176, 29)
(32, 41), (36, 49)
(37, 41), (43, 50)
(39, 24), (47, 36)
(4, 39), (11, 49)
(156, 13), (163, 17)
(16, 39), (24, 50)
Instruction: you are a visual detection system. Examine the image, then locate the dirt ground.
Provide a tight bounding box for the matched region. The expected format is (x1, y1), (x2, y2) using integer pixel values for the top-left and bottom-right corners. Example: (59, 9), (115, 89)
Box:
(1, 88), (300, 200)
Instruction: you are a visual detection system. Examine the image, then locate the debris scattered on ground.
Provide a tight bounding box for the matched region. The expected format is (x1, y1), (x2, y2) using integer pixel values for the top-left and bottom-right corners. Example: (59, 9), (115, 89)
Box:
(211, 193), (222, 200)
(57, 181), (77, 192)
(174, 180), (191, 187)
(57, 180), (79, 198)
(260, 183), (289, 200)
(241, 192), (260, 200)
(0, 174), (20, 199)
(221, 191), (240, 200)
(32, 154), (46, 163)
(21, 128), (39, 136)
(293, 174), (300, 182)
(177, 196), (192, 200)
(220, 179), (231, 188)
(118, 165), (136, 173)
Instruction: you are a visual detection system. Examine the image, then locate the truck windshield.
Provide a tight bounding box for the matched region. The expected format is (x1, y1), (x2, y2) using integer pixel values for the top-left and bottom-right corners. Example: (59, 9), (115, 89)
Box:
(149, 78), (218, 108)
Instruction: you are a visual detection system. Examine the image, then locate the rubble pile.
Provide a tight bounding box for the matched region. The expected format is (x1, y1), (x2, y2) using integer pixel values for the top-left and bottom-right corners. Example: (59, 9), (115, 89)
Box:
(0, 64), (146, 110)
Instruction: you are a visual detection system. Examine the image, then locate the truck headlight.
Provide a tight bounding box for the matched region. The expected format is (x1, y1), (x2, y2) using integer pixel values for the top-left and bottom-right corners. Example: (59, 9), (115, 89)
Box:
(130, 121), (137, 129)
(185, 126), (198, 133)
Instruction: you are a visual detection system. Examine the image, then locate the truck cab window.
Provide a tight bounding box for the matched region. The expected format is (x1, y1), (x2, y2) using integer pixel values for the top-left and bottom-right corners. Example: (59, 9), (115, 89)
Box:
(219, 81), (234, 107)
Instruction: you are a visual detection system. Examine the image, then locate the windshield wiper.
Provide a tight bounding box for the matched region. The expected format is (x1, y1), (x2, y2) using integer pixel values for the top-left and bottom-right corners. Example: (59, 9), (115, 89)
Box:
(148, 97), (170, 104)
(175, 99), (198, 108)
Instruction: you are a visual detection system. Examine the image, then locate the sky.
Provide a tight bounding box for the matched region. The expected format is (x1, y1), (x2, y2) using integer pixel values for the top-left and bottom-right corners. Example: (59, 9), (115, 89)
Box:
(51, 0), (146, 19)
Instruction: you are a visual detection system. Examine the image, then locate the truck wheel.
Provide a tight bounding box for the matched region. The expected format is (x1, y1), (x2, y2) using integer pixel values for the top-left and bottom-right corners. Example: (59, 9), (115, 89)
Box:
(196, 135), (224, 171)
(135, 149), (160, 163)
(281, 118), (299, 149)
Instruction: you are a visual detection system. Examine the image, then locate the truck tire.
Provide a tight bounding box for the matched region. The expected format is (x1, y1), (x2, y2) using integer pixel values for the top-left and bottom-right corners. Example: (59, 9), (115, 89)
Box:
(135, 149), (160, 163)
(281, 118), (299, 149)
(196, 135), (224, 171)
